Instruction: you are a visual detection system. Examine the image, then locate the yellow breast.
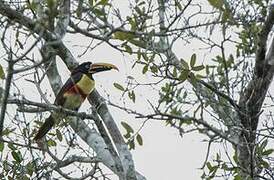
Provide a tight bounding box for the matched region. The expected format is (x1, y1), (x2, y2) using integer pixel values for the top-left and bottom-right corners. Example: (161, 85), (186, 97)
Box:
(76, 74), (95, 94)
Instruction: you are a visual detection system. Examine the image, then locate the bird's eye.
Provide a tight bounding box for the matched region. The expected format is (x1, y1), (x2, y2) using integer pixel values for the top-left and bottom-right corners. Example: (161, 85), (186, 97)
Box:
(85, 64), (90, 69)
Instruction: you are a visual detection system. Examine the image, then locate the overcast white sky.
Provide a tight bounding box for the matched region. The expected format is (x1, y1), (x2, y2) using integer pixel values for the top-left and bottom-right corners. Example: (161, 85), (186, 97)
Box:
(62, 32), (213, 179)
(0, 1), (253, 179)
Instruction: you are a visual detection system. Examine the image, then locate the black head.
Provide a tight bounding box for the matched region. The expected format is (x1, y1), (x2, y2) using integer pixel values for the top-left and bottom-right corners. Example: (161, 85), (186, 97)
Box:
(72, 62), (92, 75)
(71, 62), (118, 76)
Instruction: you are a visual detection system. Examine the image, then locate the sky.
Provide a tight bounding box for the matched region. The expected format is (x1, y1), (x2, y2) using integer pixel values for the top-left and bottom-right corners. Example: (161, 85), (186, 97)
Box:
(62, 33), (211, 179)
(2, 1), (270, 179)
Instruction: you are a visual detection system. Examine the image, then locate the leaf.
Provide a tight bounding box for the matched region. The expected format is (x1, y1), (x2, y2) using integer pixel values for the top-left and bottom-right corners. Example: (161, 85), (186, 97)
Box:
(0, 141), (4, 152)
(56, 129), (63, 141)
(8, 143), (16, 151)
(47, 139), (57, 147)
(150, 65), (158, 73)
(206, 162), (213, 171)
(124, 44), (133, 54)
(128, 91), (136, 103)
(190, 54), (196, 68)
(89, 0), (93, 6)
(136, 134), (143, 146)
(114, 31), (134, 41)
(128, 17), (137, 31)
(261, 160), (270, 168)
(175, 0), (182, 10)
(127, 76), (134, 80)
(27, 1), (37, 11)
(262, 149), (274, 156)
(99, 0), (108, 5)
(208, 0), (223, 10)
(113, 83), (125, 91)
(123, 133), (131, 139)
(26, 162), (34, 176)
(142, 64), (148, 74)
(46, 0), (55, 9)
(180, 59), (189, 70)
(0, 64), (5, 79)
(172, 67), (177, 77)
(11, 151), (22, 163)
(22, 175), (30, 180)
(93, 8), (106, 17)
(233, 153), (238, 163)
(179, 69), (189, 82)
(137, 50), (141, 60)
(128, 139), (135, 150)
(234, 174), (241, 180)
(188, 72), (197, 85)
(261, 139), (268, 150)
(121, 121), (134, 133)
(192, 65), (205, 71)
(76, 3), (83, 18)
(142, 53), (149, 62)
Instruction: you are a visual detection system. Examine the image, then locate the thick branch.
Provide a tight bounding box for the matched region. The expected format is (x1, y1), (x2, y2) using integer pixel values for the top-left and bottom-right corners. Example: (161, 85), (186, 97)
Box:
(0, 60), (14, 137)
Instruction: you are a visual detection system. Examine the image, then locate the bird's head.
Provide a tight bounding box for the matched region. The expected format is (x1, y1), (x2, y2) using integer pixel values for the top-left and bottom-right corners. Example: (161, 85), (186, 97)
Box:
(72, 62), (119, 76)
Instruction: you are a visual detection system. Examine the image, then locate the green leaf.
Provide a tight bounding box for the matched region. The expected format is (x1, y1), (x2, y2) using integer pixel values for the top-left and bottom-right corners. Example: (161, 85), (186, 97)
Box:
(261, 139), (268, 150)
(136, 134), (143, 146)
(128, 139), (135, 150)
(150, 65), (158, 73)
(0, 141), (4, 152)
(114, 31), (134, 41)
(172, 67), (177, 77)
(93, 8), (106, 17)
(47, 139), (57, 147)
(128, 91), (136, 103)
(208, 0), (223, 10)
(121, 121), (134, 133)
(190, 54), (196, 68)
(76, 4), (83, 18)
(179, 69), (189, 82)
(188, 72), (197, 85)
(56, 129), (63, 141)
(128, 17), (137, 31)
(192, 65), (205, 71)
(137, 50), (141, 60)
(8, 143), (16, 151)
(27, 1), (37, 12)
(142, 53), (149, 62)
(89, 0), (93, 6)
(206, 162), (213, 171)
(181, 59), (189, 70)
(124, 44), (133, 54)
(234, 174), (241, 180)
(261, 160), (270, 168)
(127, 76), (134, 80)
(46, 0), (55, 9)
(99, 0), (108, 5)
(22, 175), (30, 180)
(175, 0), (182, 10)
(113, 83), (125, 91)
(26, 162), (34, 176)
(11, 151), (22, 163)
(262, 149), (274, 156)
(0, 64), (5, 79)
(233, 153), (238, 163)
(142, 64), (148, 74)
(123, 133), (131, 139)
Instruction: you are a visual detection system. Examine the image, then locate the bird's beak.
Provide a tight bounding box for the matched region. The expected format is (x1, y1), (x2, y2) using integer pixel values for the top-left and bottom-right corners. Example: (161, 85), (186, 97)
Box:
(89, 63), (119, 73)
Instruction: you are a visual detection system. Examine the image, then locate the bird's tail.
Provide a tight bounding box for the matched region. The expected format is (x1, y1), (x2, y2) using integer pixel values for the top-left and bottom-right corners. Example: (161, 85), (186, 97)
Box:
(33, 115), (54, 141)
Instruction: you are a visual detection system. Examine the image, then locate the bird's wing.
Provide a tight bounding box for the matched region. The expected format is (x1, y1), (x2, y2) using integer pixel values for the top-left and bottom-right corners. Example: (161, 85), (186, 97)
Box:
(54, 72), (83, 106)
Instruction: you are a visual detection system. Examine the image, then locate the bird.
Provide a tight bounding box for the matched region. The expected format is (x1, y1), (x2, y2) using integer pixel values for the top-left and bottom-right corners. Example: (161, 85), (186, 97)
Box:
(33, 62), (118, 141)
